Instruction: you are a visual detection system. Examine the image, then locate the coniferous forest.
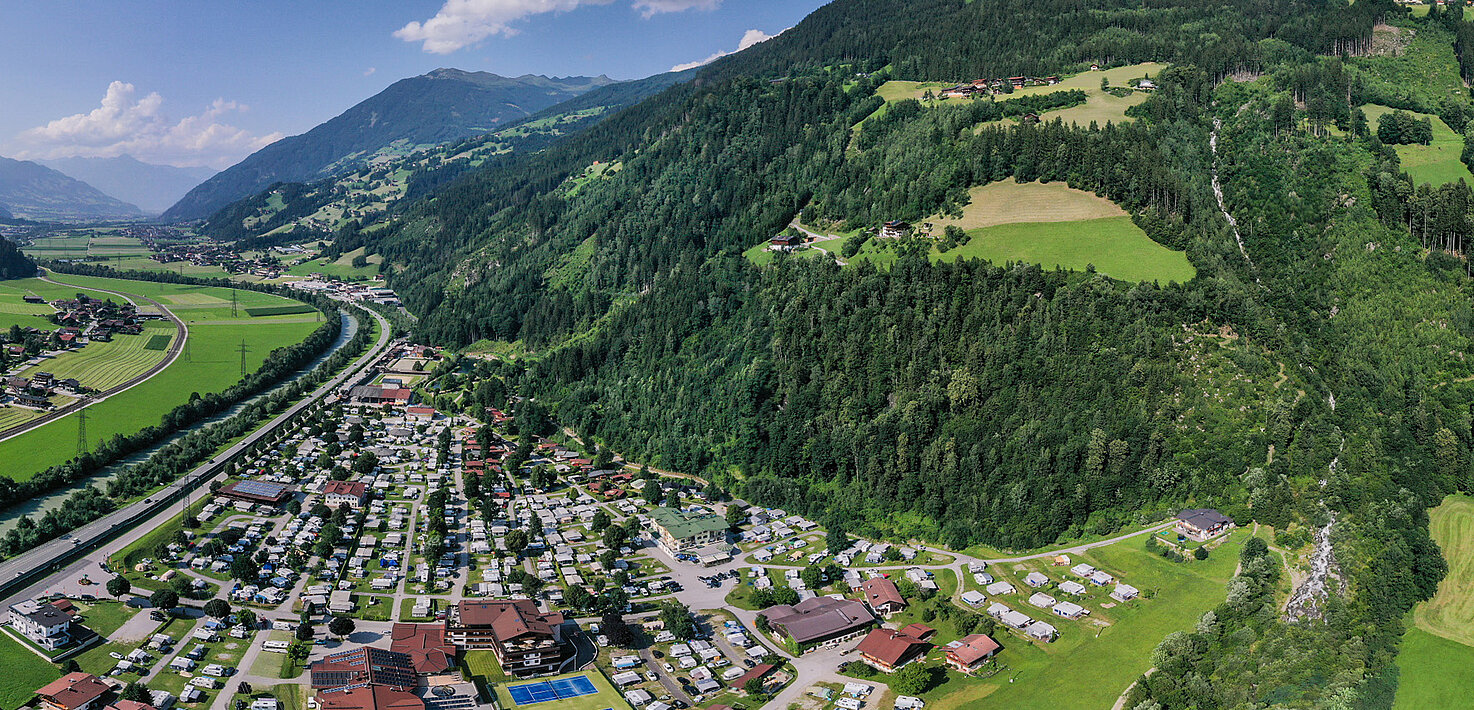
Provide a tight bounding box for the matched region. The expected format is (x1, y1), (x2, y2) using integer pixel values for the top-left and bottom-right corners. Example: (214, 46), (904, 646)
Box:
(206, 0), (1474, 705)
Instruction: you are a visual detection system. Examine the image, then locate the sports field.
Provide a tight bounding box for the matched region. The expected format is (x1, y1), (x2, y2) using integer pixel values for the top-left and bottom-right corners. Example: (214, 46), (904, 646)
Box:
(1362, 104), (1473, 187)
(0, 272), (322, 479)
(493, 671), (621, 710)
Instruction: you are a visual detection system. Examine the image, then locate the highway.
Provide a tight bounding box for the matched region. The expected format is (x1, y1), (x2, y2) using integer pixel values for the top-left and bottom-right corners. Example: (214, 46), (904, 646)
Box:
(0, 302), (393, 608)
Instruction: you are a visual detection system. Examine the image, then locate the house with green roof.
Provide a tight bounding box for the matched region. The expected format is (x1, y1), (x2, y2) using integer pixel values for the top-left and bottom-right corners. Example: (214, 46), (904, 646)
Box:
(649, 507), (728, 552)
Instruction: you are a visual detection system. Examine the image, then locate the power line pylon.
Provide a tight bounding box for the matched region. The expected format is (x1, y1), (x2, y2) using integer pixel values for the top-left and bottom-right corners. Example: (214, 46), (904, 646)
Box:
(238, 339), (249, 378)
(76, 407), (88, 456)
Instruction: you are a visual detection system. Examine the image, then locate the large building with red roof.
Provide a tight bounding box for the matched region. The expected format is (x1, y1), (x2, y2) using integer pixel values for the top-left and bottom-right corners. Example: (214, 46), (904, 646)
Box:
(309, 647), (418, 690)
(944, 633), (1001, 673)
(389, 623), (455, 675)
(316, 686), (424, 710)
(856, 627), (931, 673)
(445, 600), (570, 677)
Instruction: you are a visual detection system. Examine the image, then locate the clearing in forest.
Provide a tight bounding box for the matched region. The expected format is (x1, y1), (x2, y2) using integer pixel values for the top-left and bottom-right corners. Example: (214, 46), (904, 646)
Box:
(1361, 104), (1473, 187)
(1411, 494), (1474, 645)
(852, 180), (1195, 283)
(872, 62), (1167, 129)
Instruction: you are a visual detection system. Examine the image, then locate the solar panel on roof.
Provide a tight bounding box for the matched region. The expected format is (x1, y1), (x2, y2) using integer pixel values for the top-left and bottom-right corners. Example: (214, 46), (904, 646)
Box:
(231, 480), (288, 496)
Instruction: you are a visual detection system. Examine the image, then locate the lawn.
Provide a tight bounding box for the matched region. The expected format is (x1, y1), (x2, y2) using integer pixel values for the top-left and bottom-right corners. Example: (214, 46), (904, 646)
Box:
(493, 670), (622, 710)
(1361, 104), (1473, 187)
(742, 241), (835, 267)
(922, 531), (1244, 710)
(1393, 627), (1474, 709)
(0, 272), (322, 479)
(75, 600), (138, 637)
(0, 633), (61, 710)
(269, 683), (306, 710)
(1411, 494), (1474, 645)
(931, 181), (1129, 231)
(463, 649), (509, 685)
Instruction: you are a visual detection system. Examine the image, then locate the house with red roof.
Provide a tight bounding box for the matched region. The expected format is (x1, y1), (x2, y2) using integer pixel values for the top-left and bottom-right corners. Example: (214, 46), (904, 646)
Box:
(945, 633), (1001, 674)
(856, 628), (931, 673)
(35, 673), (111, 710)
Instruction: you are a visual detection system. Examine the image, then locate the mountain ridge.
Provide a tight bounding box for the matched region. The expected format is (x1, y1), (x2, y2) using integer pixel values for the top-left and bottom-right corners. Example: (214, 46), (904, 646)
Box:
(160, 69), (616, 221)
(37, 155), (215, 215)
(0, 156), (143, 221)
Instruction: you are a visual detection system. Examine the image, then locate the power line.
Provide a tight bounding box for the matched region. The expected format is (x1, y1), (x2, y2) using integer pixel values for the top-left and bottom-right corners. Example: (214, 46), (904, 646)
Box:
(76, 407), (88, 456)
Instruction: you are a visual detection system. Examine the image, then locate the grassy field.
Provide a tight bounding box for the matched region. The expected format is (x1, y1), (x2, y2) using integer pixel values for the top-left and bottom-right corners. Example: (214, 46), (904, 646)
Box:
(741, 241), (837, 266)
(1394, 627), (1474, 709)
(934, 217), (1194, 283)
(494, 671), (621, 710)
(22, 232), (150, 260)
(0, 272), (320, 479)
(1412, 495), (1474, 644)
(0, 633), (61, 710)
(283, 247), (382, 280)
(463, 649), (509, 684)
(16, 324), (173, 390)
(1362, 104), (1473, 187)
(872, 63), (1165, 130)
(842, 181), (1193, 282)
(926, 530), (1245, 710)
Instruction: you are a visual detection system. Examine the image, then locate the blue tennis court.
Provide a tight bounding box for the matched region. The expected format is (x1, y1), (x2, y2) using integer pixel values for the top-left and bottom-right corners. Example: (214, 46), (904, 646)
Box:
(506, 675), (599, 705)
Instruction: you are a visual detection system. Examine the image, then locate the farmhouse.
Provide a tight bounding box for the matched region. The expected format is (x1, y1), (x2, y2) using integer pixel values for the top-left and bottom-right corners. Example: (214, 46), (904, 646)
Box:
(855, 627), (930, 673)
(1176, 508), (1233, 541)
(648, 507), (727, 552)
(35, 673), (111, 710)
(944, 634), (1001, 674)
(349, 385), (412, 407)
(858, 577), (907, 617)
(768, 235), (804, 252)
(760, 596), (874, 647)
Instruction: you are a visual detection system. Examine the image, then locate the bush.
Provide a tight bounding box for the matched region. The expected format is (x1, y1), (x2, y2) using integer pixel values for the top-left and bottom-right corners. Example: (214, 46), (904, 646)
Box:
(1193, 546), (1209, 560)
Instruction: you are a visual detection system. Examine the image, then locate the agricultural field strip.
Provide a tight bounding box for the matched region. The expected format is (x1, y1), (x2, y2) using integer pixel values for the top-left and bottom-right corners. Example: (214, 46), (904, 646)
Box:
(0, 273), (188, 444)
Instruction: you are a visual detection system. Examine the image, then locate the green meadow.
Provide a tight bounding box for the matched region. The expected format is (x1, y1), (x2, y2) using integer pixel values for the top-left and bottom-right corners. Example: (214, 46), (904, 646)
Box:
(1362, 104), (1473, 187)
(0, 272), (321, 479)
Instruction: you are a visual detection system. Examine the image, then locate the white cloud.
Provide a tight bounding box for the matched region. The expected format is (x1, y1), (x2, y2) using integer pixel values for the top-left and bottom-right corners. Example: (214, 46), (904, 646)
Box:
(670, 28), (780, 72)
(632, 0), (720, 18)
(396, 0), (720, 54)
(395, 0), (614, 54)
(8, 81), (282, 169)
(364, 67), (377, 76)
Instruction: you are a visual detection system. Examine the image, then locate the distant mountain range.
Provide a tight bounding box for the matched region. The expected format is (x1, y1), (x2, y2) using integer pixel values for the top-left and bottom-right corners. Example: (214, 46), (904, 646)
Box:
(0, 157), (143, 221)
(38, 155), (215, 215)
(162, 69), (617, 221)
(201, 67), (698, 244)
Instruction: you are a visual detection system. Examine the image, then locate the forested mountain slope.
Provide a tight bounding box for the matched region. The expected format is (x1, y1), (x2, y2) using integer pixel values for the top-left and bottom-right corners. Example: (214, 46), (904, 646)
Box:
(199, 68), (698, 246)
(330, 0), (1474, 705)
(0, 237), (35, 280)
(162, 70), (615, 221)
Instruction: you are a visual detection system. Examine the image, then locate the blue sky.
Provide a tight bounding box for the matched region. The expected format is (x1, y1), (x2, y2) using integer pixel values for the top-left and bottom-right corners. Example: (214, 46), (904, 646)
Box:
(0, 0), (824, 169)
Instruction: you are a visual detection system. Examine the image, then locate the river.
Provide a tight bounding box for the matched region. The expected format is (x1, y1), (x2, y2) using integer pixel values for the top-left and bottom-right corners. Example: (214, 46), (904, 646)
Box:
(0, 310), (360, 533)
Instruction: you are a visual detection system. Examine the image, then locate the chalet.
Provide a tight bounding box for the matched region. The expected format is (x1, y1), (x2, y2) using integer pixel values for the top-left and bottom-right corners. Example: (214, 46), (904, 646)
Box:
(445, 600), (570, 677)
(1176, 508), (1233, 541)
(880, 221), (911, 239)
(944, 634), (1000, 673)
(324, 481), (369, 509)
(388, 623), (454, 675)
(35, 673), (111, 710)
(855, 628), (930, 673)
(858, 577), (907, 617)
(22, 295), (44, 304)
(768, 234), (805, 252)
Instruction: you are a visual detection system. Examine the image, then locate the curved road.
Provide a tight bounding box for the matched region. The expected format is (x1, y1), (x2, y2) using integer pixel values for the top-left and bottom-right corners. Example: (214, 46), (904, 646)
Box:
(0, 304), (392, 607)
(0, 272), (191, 444)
